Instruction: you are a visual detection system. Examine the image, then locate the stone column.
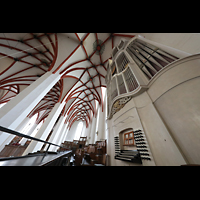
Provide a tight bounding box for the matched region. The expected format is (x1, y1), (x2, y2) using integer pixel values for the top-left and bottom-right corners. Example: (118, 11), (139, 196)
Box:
(56, 122), (68, 147)
(19, 122), (38, 146)
(22, 101), (65, 155)
(63, 125), (69, 142)
(90, 112), (97, 144)
(46, 115), (66, 151)
(15, 117), (31, 132)
(0, 71), (61, 151)
(96, 94), (107, 141)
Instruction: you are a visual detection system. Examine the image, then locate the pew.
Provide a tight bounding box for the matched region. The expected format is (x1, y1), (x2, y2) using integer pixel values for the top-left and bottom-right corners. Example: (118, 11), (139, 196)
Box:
(78, 137), (87, 148)
(0, 145), (26, 157)
(74, 148), (85, 166)
(57, 141), (72, 152)
(59, 137), (107, 166)
(0, 136), (29, 157)
(95, 140), (107, 154)
(81, 140), (107, 166)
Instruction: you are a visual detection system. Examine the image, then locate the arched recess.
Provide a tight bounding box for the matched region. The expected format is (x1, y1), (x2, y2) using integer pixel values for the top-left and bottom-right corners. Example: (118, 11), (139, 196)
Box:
(118, 128), (137, 151)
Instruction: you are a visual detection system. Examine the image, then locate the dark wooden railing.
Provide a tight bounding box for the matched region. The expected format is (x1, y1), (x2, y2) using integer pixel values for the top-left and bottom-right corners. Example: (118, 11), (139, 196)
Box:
(0, 126), (71, 166)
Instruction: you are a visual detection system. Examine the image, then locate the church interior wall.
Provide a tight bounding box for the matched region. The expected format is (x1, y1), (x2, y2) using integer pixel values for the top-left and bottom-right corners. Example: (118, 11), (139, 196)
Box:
(148, 54), (200, 164)
(154, 77), (200, 164)
(107, 89), (187, 166)
(135, 92), (186, 166)
(106, 37), (200, 165)
(1, 33), (200, 165)
(140, 33), (200, 54)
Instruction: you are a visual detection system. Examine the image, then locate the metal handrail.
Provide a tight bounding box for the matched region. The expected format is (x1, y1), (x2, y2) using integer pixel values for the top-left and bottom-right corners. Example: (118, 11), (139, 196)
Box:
(0, 125), (68, 156)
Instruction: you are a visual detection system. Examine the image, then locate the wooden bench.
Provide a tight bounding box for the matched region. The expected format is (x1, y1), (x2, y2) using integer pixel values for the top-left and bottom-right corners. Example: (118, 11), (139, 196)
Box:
(82, 140), (107, 166)
(59, 137), (107, 166)
(78, 137), (87, 148)
(74, 148), (85, 166)
(0, 145), (26, 157)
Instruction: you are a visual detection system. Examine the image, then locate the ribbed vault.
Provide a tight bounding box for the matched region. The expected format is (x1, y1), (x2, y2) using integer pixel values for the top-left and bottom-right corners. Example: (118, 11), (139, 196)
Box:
(0, 33), (135, 129)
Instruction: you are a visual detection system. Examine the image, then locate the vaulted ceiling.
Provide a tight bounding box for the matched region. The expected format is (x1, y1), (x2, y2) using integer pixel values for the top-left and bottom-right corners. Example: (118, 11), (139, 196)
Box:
(0, 33), (135, 129)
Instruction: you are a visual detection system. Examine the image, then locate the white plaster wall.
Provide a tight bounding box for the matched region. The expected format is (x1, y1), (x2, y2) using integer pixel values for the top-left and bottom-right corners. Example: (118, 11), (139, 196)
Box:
(107, 98), (155, 166)
(96, 93), (107, 141)
(144, 54), (200, 164)
(147, 54), (200, 102)
(140, 33), (200, 54)
(111, 88), (186, 165)
(154, 77), (200, 164)
(106, 34), (200, 166)
(107, 90), (186, 166)
(135, 92), (186, 166)
(106, 119), (115, 166)
(107, 54), (200, 165)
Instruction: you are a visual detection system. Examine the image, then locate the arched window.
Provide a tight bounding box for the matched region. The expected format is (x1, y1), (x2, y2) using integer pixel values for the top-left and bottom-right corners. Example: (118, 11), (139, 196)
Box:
(74, 121), (83, 140)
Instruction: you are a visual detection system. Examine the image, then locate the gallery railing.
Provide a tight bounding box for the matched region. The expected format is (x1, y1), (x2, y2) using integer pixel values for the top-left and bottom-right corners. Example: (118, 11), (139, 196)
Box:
(0, 125), (69, 159)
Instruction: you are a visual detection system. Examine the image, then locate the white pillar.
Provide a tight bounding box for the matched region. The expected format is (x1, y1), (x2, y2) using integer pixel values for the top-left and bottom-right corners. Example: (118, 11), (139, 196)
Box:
(50, 122), (68, 152)
(98, 108), (104, 141)
(85, 120), (92, 145)
(0, 71), (61, 151)
(90, 113), (97, 144)
(1, 116), (31, 149)
(96, 101), (107, 141)
(47, 115), (66, 151)
(60, 123), (68, 143)
(95, 105), (101, 142)
(57, 122), (68, 145)
(80, 122), (86, 137)
(104, 92), (108, 140)
(19, 122), (38, 146)
(63, 124), (69, 142)
(15, 117), (31, 132)
(22, 101), (65, 155)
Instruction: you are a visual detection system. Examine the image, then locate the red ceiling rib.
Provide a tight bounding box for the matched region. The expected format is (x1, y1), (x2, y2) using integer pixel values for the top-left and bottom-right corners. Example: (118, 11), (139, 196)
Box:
(60, 59), (88, 76)
(60, 33), (112, 128)
(27, 79), (62, 120)
(101, 35), (111, 46)
(0, 33), (59, 124)
(81, 44), (89, 58)
(30, 33), (54, 59)
(48, 34), (58, 71)
(75, 33), (81, 41)
(65, 77), (101, 104)
(0, 33), (135, 129)
(53, 43), (81, 74)
(113, 33), (135, 38)
(67, 97), (95, 117)
(0, 61), (16, 76)
(0, 34), (57, 77)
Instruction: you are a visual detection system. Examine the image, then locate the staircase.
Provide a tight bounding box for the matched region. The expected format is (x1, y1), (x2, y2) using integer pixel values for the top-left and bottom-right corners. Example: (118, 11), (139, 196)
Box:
(114, 136), (142, 164)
